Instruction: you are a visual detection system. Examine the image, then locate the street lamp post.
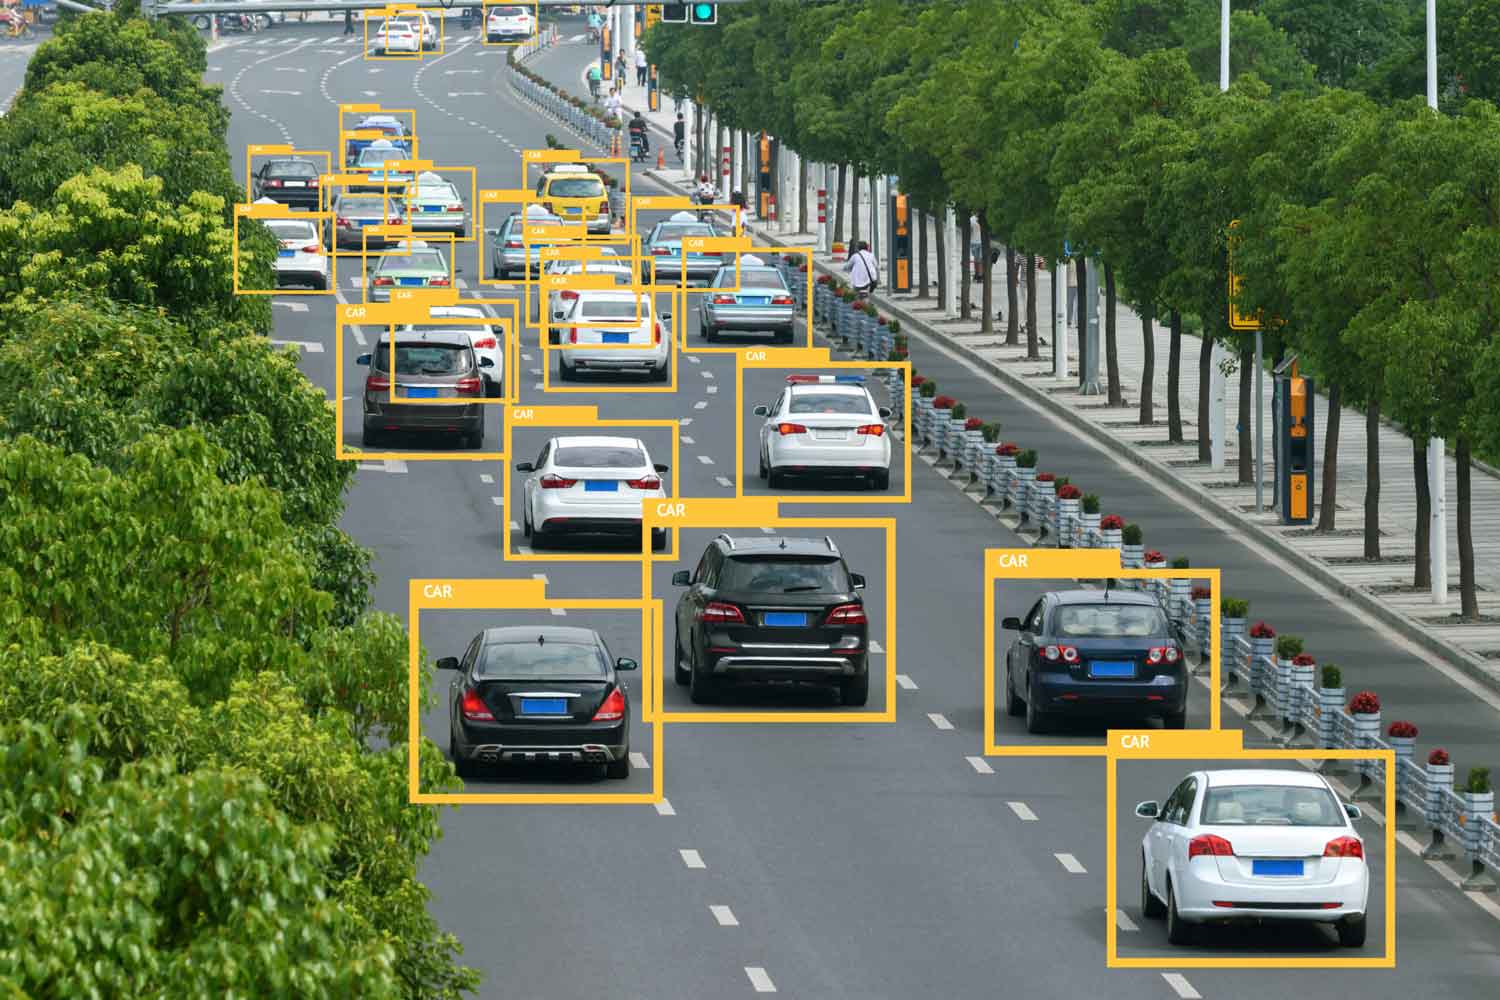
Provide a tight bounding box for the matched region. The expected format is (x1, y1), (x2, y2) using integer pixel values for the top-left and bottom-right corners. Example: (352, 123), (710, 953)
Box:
(1426, 0), (1447, 605)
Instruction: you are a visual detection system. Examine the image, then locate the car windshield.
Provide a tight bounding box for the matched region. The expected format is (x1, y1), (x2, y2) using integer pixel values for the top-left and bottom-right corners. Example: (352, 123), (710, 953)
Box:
(722, 269), (786, 289)
(268, 160), (319, 178)
(654, 224), (713, 242)
(357, 120), (403, 134)
(373, 343), (470, 375)
(578, 299), (643, 318)
(377, 250), (445, 271)
(553, 445), (647, 469)
(788, 392), (873, 416)
(358, 148), (408, 167)
(719, 555), (850, 594)
(478, 640), (608, 679)
(548, 178), (605, 198)
(1053, 603), (1166, 637)
(1200, 785), (1345, 827)
(266, 222), (316, 242)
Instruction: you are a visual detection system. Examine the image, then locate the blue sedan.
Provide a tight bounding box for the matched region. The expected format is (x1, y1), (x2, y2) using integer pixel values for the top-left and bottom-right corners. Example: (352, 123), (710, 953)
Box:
(699, 261), (796, 343)
(641, 212), (722, 285)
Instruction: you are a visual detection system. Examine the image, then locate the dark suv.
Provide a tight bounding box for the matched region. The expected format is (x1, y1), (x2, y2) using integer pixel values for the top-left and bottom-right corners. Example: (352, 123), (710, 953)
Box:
(671, 534), (870, 706)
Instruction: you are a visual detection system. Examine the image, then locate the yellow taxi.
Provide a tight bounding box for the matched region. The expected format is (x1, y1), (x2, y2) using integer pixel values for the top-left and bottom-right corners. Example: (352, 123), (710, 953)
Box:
(534, 164), (612, 235)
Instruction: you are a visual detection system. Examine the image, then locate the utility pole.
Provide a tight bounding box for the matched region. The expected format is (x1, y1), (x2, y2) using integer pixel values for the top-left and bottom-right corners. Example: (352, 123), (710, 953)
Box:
(1427, 0), (1447, 605)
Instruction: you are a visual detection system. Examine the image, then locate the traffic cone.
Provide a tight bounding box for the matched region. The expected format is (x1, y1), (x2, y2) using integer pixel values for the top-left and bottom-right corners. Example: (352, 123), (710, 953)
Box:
(656, 149), (665, 170)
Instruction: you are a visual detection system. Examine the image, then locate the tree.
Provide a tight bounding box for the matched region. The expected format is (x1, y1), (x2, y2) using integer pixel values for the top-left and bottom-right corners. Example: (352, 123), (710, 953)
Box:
(1259, 0), (1411, 90)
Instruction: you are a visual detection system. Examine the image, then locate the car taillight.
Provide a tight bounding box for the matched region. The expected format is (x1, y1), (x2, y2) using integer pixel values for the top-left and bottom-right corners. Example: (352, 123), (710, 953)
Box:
(1042, 644), (1080, 663)
(446, 203), (464, 213)
(653, 321), (662, 344)
(599, 201), (609, 214)
(456, 376), (482, 395)
(1188, 834), (1235, 858)
(430, 277), (450, 286)
(824, 603), (867, 626)
(1147, 645), (1180, 664)
(625, 475), (660, 490)
(711, 294), (736, 304)
(266, 179), (283, 188)
(771, 295), (794, 305)
(652, 246), (671, 255)
(568, 328), (578, 344)
(365, 374), (390, 392)
(301, 244), (321, 253)
(699, 602), (744, 624)
(460, 688), (493, 721)
(505, 240), (523, 248)
(539, 474), (577, 489)
(777, 422), (807, 436)
(856, 424), (884, 436)
(560, 290), (579, 300)
(1324, 836), (1363, 859)
(472, 336), (497, 350)
(372, 276), (393, 286)
(336, 216), (351, 227)
(592, 686), (625, 722)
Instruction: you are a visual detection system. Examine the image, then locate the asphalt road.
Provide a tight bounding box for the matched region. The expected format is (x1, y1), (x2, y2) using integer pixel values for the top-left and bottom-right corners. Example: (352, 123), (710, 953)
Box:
(195, 19), (1500, 999)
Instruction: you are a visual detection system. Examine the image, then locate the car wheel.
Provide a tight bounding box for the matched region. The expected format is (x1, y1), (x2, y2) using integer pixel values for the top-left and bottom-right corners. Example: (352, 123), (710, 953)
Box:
(839, 671), (869, 707)
(485, 376), (502, 399)
(871, 469), (891, 490)
(702, 323), (716, 343)
(1165, 880), (1194, 945)
(767, 467), (785, 489)
(522, 503), (533, 539)
(1337, 913), (1367, 948)
(193, 14), (210, 29)
(758, 449), (769, 482)
(688, 646), (719, 704)
(312, 275), (328, 291)
(605, 751), (630, 779)
(465, 426), (484, 450)
(1024, 678), (1051, 734)
(1141, 854), (1166, 919)
(1004, 662), (1024, 717)
(674, 631), (690, 686)
(1163, 709), (1187, 730)
(558, 360), (575, 382)
(775, 330), (795, 345)
(362, 422), (384, 449)
(651, 527), (667, 552)
(450, 724), (478, 780)
(649, 362), (669, 383)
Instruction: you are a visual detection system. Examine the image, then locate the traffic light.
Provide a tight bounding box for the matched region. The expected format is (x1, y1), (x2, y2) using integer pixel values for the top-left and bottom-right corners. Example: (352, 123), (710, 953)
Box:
(661, 3), (687, 22)
(689, 3), (717, 25)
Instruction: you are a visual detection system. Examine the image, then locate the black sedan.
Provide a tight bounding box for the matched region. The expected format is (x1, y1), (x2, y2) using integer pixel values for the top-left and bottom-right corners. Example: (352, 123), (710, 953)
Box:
(439, 625), (636, 780)
(1002, 588), (1187, 734)
(251, 157), (322, 210)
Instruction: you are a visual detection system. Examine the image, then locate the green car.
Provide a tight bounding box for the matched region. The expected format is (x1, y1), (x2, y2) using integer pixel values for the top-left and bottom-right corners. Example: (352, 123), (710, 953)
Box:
(368, 241), (456, 301)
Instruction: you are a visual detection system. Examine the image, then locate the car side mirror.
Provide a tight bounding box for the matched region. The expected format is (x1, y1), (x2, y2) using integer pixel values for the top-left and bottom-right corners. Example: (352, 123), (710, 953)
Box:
(356, 354), (372, 366)
(878, 406), (893, 419)
(850, 573), (866, 590)
(515, 462), (534, 472)
(671, 570), (691, 586)
(1344, 803), (1362, 821)
(454, 267), (464, 275)
(615, 657), (638, 671)
(653, 463), (669, 474)
(662, 312), (672, 320)
(1135, 800), (1160, 819)
(435, 656), (459, 671)
(484, 227), (498, 236)
(1001, 616), (1022, 630)
(752, 405), (770, 417)
(553, 311), (566, 320)
(479, 357), (494, 367)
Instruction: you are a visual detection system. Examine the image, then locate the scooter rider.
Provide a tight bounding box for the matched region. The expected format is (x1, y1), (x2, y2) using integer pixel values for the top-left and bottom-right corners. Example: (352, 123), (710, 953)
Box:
(628, 111), (650, 161)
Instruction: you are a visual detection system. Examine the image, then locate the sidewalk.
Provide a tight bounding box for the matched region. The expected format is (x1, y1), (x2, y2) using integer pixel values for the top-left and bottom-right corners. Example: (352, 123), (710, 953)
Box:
(549, 39), (1500, 689)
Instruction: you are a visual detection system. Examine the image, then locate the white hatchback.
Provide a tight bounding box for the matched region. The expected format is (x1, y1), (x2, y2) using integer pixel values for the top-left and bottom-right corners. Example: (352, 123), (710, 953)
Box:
(1136, 768), (1369, 947)
(753, 375), (892, 490)
(400, 306), (504, 398)
(544, 260), (636, 323)
(263, 215), (329, 291)
(516, 435), (669, 549)
(554, 290), (670, 382)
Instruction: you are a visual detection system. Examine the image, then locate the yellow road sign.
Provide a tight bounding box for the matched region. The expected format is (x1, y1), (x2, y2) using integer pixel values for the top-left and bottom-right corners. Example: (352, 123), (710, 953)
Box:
(1227, 219), (1261, 331)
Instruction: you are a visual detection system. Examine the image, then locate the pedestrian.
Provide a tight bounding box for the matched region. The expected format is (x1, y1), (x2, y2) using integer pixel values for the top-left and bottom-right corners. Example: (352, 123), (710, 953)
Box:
(1066, 259), (1078, 327)
(344, 8), (354, 34)
(635, 48), (648, 86)
(604, 87), (622, 120)
(846, 240), (880, 298)
(615, 50), (628, 84)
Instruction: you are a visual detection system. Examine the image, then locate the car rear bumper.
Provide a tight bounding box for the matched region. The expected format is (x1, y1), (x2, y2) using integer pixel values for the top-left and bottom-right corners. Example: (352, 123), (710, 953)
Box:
(364, 401), (482, 432)
(704, 307), (795, 330)
(260, 190), (320, 209)
(768, 441), (891, 470)
(411, 216), (467, 234)
(456, 719), (628, 762)
(648, 259), (721, 282)
(1176, 862), (1368, 923)
(706, 646), (867, 679)
(564, 347), (668, 370)
(275, 266), (328, 286)
(1034, 671), (1186, 715)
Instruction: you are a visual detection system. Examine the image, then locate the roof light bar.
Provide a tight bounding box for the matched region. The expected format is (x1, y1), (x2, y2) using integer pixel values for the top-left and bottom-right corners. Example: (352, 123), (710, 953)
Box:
(785, 375), (866, 385)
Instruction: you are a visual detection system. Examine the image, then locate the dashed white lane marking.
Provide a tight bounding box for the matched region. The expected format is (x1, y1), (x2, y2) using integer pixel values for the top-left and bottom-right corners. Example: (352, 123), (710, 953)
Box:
(491, 497), (503, 506)
(927, 713), (954, 731)
(679, 417), (693, 425)
(870, 639), (884, 654)
(696, 454), (714, 465)
(758, 526), (774, 534)
(686, 354), (701, 364)
(530, 573), (549, 583)
(714, 476), (733, 488)
(710, 904), (739, 927)
(549, 607), (567, 617)
(966, 756), (994, 775)
(705, 384), (718, 394)
(693, 400), (708, 409)
(480, 473), (494, 484)
(1007, 801), (1039, 822)
(629, 752), (649, 770)
(273, 300), (309, 312)
(700, 369), (714, 378)
(1055, 853), (1086, 874)
(1162, 973), (1201, 999)
(896, 674), (916, 690)
(680, 435), (695, 445)
(273, 66), (307, 72)
(745, 967), (777, 993)
(679, 849), (706, 870)
(269, 339), (324, 352)
(384, 460), (408, 473)
(654, 797), (676, 816)
(1115, 909), (1139, 932)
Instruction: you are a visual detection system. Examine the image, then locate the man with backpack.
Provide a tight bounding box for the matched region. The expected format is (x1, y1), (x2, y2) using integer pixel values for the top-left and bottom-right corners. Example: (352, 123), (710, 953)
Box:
(846, 241), (880, 298)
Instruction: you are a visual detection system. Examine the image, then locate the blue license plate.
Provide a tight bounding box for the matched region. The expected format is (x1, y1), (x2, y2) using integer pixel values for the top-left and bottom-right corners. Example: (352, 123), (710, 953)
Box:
(421, 205), (440, 213)
(584, 480), (617, 492)
(397, 277), (424, 286)
(278, 249), (296, 258)
(602, 332), (629, 344)
(763, 612), (807, 627)
(1252, 859), (1304, 876)
(744, 296), (769, 305)
(401, 386), (438, 398)
(519, 698), (567, 715)
(1088, 660), (1136, 678)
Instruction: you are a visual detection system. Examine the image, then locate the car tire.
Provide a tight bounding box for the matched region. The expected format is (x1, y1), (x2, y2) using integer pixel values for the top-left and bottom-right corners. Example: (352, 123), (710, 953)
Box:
(558, 360), (575, 382)
(465, 426), (484, 450)
(1165, 880), (1194, 945)
(522, 503), (533, 539)
(674, 632), (691, 686)
(450, 724), (478, 780)
(605, 752), (630, 779)
(775, 330), (794, 345)
(1163, 709), (1187, 730)
(1024, 679), (1051, 734)
(839, 671), (869, 707)
(649, 362), (669, 383)
(758, 450), (769, 482)
(688, 647), (719, 704)
(703, 325), (717, 343)
(651, 527), (667, 552)
(1141, 854), (1166, 919)
(871, 469), (891, 490)
(312, 275), (328, 291)
(1004, 663), (1024, 717)
(362, 422), (384, 449)
(1337, 913), (1367, 948)
(767, 467), (785, 490)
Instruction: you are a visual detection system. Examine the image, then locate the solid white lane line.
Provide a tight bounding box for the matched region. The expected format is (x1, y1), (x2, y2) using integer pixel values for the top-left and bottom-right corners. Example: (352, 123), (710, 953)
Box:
(745, 967), (776, 994)
(710, 905), (739, 927)
(1008, 801), (1039, 822)
(629, 752), (649, 769)
(696, 454), (714, 464)
(927, 713), (954, 731)
(480, 473), (494, 484)
(679, 849), (706, 870)
(1055, 853), (1086, 874)
(1115, 909), (1139, 932)
(895, 673), (916, 690)
(654, 797), (676, 816)
(966, 756), (994, 775)
(1161, 973), (1201, 999)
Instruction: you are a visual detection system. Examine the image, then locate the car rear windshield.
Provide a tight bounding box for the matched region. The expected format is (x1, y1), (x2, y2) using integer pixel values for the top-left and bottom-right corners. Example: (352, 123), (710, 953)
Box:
(339, 196), (398, 214)
(655, 224), (713, 242)
(268, 160), (319, 178)
(1200, 785), (1344, 826)
(1052, 603), (1167, 637)
(358, 148), (408, 166)
(578, 299), (643, 318)
(723, 269), (786, 289)
(788, 392), (873, 416)
(376, 250), (445, 270)
(493, 5), (528, 14)
(266, 222), (317, 242)
(477, 641), (607, 679)
(417, 184), (459, 202)
(719, 555), (850, 594)
(554, 445), (647, 469)
(548, 178), (605, 198)
(373, 343), (471, 375)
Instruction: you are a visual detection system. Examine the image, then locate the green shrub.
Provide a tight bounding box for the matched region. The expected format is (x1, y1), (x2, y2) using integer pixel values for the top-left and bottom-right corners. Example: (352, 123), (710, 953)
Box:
(1221, 597), (1250, 618)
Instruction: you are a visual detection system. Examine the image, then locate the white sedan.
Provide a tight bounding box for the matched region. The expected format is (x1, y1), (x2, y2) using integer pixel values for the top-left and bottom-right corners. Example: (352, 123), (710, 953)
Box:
(263, 215), (329, 291)
(543, 259), (635, 323)
(400, 306), (503, 397)
(753, 375), (892, 490)
(370, 20), (421, 54)
(553, 290), (670, 383)
(516, 435), (669, 550)
(1136, 768), (1369, 947)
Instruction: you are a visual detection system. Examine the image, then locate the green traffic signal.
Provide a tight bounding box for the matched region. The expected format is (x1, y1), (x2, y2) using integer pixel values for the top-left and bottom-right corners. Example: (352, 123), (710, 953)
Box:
(690, 3), (716, 25)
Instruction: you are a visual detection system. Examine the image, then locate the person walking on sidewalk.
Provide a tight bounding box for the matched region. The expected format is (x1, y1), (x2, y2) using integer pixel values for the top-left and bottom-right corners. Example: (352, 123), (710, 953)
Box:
(344, 8), (355, 34)
(635, 48), (648, 86)
(846, 241), (880, 299)
(672, 113), (686, 162)
(615, 50), (628, 85)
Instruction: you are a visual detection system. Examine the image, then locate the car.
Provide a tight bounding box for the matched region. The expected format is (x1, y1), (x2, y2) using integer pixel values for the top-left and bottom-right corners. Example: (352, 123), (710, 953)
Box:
(700, 257), (797, 342)
(515, 435), (670, 550)
(327, 191), (407, 250)
(1001, 587), (1188, 734)
(399, 305), (504, 398)
(368, 240), (455, 301)
(642, 211), (723, 285)
(369, 19), (420, 54)
(1135, 769), (1369, 947)
(489, 205), (565, 280)
(553, 290), (670, 382)
(356, 330), (490, 448)
(250, 157), (322, 210)
(351, 139), (417, 192)
(262, 216), (329, 290)
(344, 115), (410, 168)
(407, 171), (468, 238)
(534, 164), (612, 235)
(438, 625), (636, 780)
(485, 3), (536, 42)
(394, 11), (438, 49)
(542, 259), (635, 322)
(671, 534), (871, 706)
(753, 375), (893, 490)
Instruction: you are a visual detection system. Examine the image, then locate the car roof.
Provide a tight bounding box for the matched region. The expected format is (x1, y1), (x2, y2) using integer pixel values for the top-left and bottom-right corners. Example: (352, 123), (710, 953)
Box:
(545, 164), (592, 175)
(1201, 769), (1330, 789)
(1049, 589), (1159, 607)
(356, 115), (404, 128)
(573, 289), (648, 302)
(425, 306), (484, 318)
(481, 625), (600, 646)
(551, 435), (646, 450)
(714, 535), (840, 556)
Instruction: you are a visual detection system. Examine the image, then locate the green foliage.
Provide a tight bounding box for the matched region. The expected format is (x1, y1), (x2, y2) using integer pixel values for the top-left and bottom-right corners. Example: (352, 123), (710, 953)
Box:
(1169, 555), (1190, 569)
(1321, 663), (1343, 689)
(1016, 448), (1039, 469)
(1275, 634), (1305, 659)
(1222, 596), (1250, 618)
(1465, 766), (1492, 794)
(1122, 522), (1145, 545)
(1082, 493), (1102, 514)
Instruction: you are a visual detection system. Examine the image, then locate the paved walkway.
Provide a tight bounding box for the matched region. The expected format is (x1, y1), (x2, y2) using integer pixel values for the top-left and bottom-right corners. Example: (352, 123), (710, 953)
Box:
(561, 40), (1500, 685)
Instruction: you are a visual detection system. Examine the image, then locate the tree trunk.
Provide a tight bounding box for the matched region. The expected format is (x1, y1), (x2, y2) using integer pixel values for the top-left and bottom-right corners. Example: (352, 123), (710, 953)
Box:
(934, 208), (947, 311)
(850, 167), (861, 248)
(1197, 332), (1214, 463)
(958, 213), (973, 321)
(916, 208), (929, 298)
(869, 174), (878, 253)
(1139, 307), (1156, 424)
(798, 156), (808, 233)
(979, 212), (994, 334)
(1004, 247), (1019, 345)
(1413, 439), (1432, 588)
(1167, 310), (1183, 441)
(1105, 263), (1122, 406)
(1457, 435), (1478, 618)
(1364, 395), (1381, 560)
(1316, 381), (1342, 531)
(715, 121), (726, 189)
(1026, 254), (1040, 359)
(832, 163), (847, 247)
(1237, 345), (1253, 484)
